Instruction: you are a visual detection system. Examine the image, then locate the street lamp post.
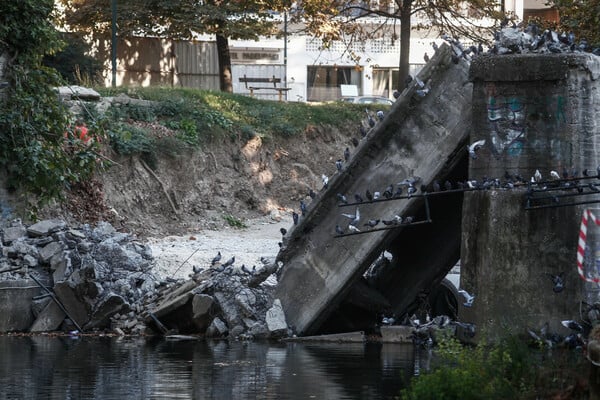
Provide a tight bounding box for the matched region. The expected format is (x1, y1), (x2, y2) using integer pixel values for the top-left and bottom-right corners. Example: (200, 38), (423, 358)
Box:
(111, 0), (117, 87)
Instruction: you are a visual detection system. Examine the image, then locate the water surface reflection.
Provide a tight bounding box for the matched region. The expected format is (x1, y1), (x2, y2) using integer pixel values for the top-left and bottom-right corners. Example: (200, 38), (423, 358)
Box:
(0, 336), (423, 399)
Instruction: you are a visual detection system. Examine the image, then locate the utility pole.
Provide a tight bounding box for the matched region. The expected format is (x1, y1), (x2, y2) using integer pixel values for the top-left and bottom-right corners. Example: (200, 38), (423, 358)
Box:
(111, 0), (117, 87)
(283, 10), (288, 100)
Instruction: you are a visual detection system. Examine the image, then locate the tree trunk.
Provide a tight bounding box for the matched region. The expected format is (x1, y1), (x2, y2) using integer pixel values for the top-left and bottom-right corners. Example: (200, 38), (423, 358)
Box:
(397, 0), (412, 91)
(216, 33), (233, 93)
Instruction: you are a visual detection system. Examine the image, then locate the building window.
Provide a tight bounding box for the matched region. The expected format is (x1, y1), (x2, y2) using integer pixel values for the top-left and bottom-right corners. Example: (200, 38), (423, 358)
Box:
(372, 64), (424, 97)
(307, 66), (362, 102)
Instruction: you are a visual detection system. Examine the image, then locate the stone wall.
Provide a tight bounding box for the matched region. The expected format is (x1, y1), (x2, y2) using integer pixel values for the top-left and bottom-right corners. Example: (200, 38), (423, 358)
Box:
(462, 53), (600, 339)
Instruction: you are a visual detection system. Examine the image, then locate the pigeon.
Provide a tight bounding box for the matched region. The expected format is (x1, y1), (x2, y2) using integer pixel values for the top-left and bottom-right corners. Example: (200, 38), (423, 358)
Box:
(348, 224), (361, 233)
(382, 219), (397, 226)
(561, 320), (584, 333)
(550, 170), (561, 180)
(467, 139), (486, 159)
(548, 272), (564, 293)
(365, 189), (373, 201)
(383, 185), (394, 198)
(364, 219), (380, 228)
(431, 42), (439, 52)
(453, 321), (476, 338)
(300, 200), (307, 216)
(192, 265), (203, 274)
(534, 169), (542, 182)
(335, 225), (344, 235)
(222, 256), (235, 267)
(211, 251), (222, 266)
(322, 174), (329, 189)
(404, 216), (414, 224)
(344, 147), (350, 162)
(359, 126), (367, 138)
(432, 180), (441, 192)
(341, 207), (360, 226)
(458, 289), (475, 307)
(241, 264), (253, 275)
(354, 193), (364, 203)
(423, 52), (430, 63)
(407, 185), (417, 197)
(280, 227), (287, 236)
(394, 186), (403, 197)
(335, 159), (343, 172)
(365, 109), (375, 128)
(336, 193), (348, 204)
(444, 180), (453, 191)
(373, 191), (381, 200)
(376, 110), (385, 121)
(382, 316), (396, 325)
(292, 211), (299, 225)
(308, 189), (316, 199)
(352, 137), (360, 147)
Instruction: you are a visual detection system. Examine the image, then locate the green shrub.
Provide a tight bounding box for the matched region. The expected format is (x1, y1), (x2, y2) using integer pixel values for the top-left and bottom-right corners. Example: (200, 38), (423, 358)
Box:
(223, 214), (247, 229)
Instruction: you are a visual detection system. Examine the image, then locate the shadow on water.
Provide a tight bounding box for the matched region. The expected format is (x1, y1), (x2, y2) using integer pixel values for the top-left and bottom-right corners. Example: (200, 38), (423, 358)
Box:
(0, 336), (424, 400)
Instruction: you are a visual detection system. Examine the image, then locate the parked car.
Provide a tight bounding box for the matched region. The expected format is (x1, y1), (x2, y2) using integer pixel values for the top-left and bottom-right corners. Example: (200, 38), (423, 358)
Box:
(339, 96), (394, 105)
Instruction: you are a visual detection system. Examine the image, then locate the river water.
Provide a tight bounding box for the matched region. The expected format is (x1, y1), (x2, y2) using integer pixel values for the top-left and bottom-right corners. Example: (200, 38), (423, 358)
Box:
(0, 336), (427, 399)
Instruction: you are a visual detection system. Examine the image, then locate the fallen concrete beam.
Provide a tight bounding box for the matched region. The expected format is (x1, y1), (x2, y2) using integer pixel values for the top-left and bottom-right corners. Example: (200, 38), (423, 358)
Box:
(276, 43), (473, 335)
(380, 325), (415, 343)
(284, 331), (365, 343)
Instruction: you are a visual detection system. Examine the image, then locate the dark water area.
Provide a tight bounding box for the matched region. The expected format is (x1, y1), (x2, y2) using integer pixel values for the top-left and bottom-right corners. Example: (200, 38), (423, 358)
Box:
(0, 336), (427, 400)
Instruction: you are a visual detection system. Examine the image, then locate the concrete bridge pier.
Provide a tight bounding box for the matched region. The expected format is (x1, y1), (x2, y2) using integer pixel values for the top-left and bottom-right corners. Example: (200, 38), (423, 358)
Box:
(462, 53), (600, 339)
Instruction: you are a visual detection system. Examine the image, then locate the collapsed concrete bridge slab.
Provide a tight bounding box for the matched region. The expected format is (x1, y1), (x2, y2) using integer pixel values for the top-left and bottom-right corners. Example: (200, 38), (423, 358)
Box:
(275, 44), (473, 336)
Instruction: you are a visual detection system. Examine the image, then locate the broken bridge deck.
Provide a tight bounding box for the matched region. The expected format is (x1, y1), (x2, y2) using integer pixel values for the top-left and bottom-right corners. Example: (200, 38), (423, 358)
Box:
(275, 43), (473, 336)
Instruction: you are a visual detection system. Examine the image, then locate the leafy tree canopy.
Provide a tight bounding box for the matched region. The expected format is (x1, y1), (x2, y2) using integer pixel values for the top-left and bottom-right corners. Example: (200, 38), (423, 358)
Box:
(0, 0), (103, 211)
(58, 0), (290, 40)
(293, 0), (506, 87)
(549, 0), (600, 47)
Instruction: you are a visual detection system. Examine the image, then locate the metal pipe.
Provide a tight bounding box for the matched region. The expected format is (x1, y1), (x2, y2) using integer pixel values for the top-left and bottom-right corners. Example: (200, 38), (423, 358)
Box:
(29, 274), (84, 333)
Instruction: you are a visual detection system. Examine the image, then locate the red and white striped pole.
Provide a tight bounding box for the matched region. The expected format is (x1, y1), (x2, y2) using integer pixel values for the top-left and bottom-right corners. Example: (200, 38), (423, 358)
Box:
(577, 208), (600, 283)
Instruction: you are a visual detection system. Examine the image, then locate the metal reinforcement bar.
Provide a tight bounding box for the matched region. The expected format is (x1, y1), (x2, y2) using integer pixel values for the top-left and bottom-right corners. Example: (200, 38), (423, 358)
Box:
(29, 274), (84, 333)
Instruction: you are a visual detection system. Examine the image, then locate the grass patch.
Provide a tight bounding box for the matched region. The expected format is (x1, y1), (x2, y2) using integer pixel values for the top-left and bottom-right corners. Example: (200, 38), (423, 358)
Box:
(401, 333), (588, 400)
(222, 214), (247, 229)
(95, 87), (387, 157)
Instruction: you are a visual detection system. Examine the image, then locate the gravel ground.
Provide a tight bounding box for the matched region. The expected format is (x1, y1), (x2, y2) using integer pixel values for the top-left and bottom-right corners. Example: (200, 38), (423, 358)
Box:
(147, 214), (290, 281)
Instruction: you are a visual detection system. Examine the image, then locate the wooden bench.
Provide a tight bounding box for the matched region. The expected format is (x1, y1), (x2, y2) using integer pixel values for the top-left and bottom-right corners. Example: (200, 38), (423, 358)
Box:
(239, 74), (291, 102)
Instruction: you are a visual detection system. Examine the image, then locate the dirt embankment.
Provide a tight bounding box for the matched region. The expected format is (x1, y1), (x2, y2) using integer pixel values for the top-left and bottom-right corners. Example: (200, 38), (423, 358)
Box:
(97, 123), (355, 238)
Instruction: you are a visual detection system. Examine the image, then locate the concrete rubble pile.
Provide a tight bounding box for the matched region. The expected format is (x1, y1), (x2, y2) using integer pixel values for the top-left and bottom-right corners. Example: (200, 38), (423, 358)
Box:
(0, 218), (289, 338)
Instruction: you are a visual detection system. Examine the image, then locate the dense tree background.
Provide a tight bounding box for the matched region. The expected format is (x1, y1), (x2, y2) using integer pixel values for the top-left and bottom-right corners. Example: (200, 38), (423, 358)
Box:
(549, 0), (600, 47)
(0, 0), (101, 210)
(295, 0), (505, 89)
(58, 0), (290, 92)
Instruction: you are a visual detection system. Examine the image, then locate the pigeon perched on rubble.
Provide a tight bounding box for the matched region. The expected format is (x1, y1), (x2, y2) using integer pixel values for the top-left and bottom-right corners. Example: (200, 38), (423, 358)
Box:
(280, 227), (287, 236)
(348, 224), (361, 233)
(292, 211), (299, 225)
(354, 193), (364, 203)
(322, 174), (329, 189)
(423, 52), (430, 63)
(335, 159), (343, 172)
(344, 147), (351, 162)
(300, 200), (307, 216)
(222, 256), (235, 267)
(211, 251), (222, 265)
(376, 110), (385, 121)
(335, 225), (344, 235)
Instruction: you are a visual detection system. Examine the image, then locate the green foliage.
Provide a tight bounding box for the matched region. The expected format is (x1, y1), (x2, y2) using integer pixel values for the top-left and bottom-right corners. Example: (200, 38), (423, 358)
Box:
(223, 214), (247, 229)
(0, 0), (103, 209)
(95, 87), (367, 158)
(42, 33), (103, 85)
(401, 334), (588, 400)
(547, 0), (600, 47)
